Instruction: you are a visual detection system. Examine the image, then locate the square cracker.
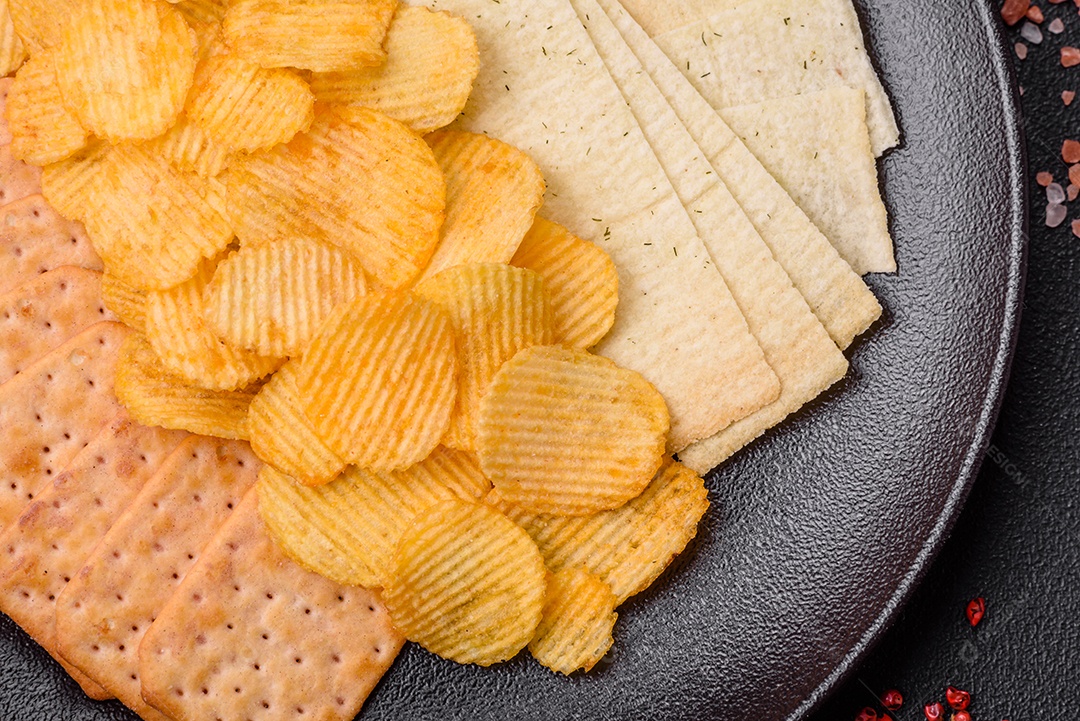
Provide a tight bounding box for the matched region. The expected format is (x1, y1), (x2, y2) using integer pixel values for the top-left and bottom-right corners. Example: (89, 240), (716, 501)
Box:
(139, 488), (405, 721)
(0, 320), (130, 532)
(0, 413), (186, 699)
(575, 0), (848, 471)
(598, 0), (881, 350)
(0, 76), (15, 144)
(54, 435), (261, 721)
(0, 266), (116, 385)
(0, 139), (42, 205)
(0, 194), (103, 297)
(425, 0), (779, 449)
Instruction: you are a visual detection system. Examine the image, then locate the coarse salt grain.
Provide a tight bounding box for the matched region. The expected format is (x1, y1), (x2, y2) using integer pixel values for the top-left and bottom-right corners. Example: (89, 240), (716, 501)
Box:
(1048, 182), (1067, 204)
(1050, 18), (1066, 33)
(1072, 219), (1080, 237)
(1002, 0), (1032, 24)
(1038, 171), (1055, 186)
(1021, 21), (1044, 42)
(1063, 139), (1080, 163)
(1069, 184), (1079, 201)
(1070, 163), (1080, 186)
(1027, 5), (1045, 22)
(1017, 42), (1029, 59)
(1062, 46), (1080, 66)
(1064, 90), (1076, 105)
(1047, 203), (1067, 227)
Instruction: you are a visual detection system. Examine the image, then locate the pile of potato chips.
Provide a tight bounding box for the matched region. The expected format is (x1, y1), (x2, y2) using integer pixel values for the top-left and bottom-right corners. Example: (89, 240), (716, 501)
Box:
(3, 0), (710, 675)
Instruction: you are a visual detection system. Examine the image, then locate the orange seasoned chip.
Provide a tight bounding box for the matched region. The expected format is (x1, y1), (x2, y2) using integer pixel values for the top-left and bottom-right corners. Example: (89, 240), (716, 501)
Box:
(204, 238), (367, 358)
(170, 0), (227, 25)
(489, 459), (709, 604)
(257, 448), (489, 587)
(414, 263), (553, 451)
(478, 345), (669, 515)
(6, 48), (87, 166)
(187, 53), (314, 154)
(115, 334), (257, 440)
(512, 217), (619, 350)
(228, 106), (445, 290)
(100, 274), (147, 334)
(384, 499), (547, 666)
(419, 130), (545, 279)
(7, 0), (79, 54)
(40, 141), (111, 224)
(146, 259), (282, 392)
(529, 567), (617, 675)
(56, 0), (196, 143)
(0, 0), (26, 76)
(298, 292), (457, 470)
(247, 360), (346, 487)
(223, 0), (397, 72)
(143, 116), (230, 179)
(310, 6), (478, 134)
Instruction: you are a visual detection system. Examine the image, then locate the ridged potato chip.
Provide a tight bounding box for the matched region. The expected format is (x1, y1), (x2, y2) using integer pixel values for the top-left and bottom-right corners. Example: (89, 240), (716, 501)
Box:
(420, 130), (545, 279)
(143, 116), (230, 179)
(478, 345), (669, 515)
(223, 0), (397, 72)
(40, 141), (111, 223)
(115, 334), (256, 440)
(100, 274), (147, 334)
(56, 0), (196, 143)
(414, 263), (553, 451)
(512, 217), (619, 350)
(299, 292), (457, 470)
(310, 6), (478, 134)
(0, 0), (26, 77)
(6, 48), (87, 166)
(489, 459), (709, 604)
(204, 238), (367, 357)
(228, 106), (445, 290)
(170, 0), (227, 25)
(187, 53), (314, 154)
(7, 0), (78, 54)
(248, 361), (346, 487)
(528, 567), (617, 675)
(146, 259), (282, 392)
(384, 499), (547, 666)
(257, 447), (489, 587)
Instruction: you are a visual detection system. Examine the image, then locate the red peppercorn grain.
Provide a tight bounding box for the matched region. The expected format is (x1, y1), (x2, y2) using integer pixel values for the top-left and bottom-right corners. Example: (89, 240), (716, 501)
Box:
(924, 702), (945, 721)
(881, 689), (903, 711)
(966, 597), (986, 627)
(946, 686), (971, 711)
(1002, 0), (1032, 24)
(854, 707), (878, 721)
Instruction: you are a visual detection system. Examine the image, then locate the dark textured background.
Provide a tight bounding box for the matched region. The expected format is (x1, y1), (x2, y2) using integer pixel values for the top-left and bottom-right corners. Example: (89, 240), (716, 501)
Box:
(811, 4), (1080, 720)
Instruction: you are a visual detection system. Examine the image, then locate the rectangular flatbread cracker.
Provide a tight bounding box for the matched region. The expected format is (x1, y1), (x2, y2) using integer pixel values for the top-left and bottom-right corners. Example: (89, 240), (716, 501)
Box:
(54, 435), (260, 721)
(599, 0), (881, 350)
(0, 77), (14, 144)
(0, 321), (129, 532)
(425, 0), (780, 449)
(0, 194), (103, 297)
(0, 413), (186, 700)
(0, 140), (41, 205)
(576, 0), (848, 472)
(139, 488), (405, 721)
(619, 0), (900, 156)
(0, 266), (115, 385)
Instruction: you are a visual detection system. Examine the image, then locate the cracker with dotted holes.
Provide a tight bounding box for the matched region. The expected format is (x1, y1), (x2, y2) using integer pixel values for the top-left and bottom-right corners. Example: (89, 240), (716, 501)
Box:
(140, 487), (404, 721)
(0, 194), (102, 297)
(54, 435), (260, 721)
(0, 413), (186, 699)
(0, 77), (15, 145)
(0, 267), (117, 386)
(0, 141), (41, 205)
(0, 321), (130, 533)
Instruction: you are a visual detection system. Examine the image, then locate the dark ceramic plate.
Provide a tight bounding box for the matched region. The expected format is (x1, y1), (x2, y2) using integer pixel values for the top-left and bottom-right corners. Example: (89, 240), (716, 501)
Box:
(0, 1), (1026, 719)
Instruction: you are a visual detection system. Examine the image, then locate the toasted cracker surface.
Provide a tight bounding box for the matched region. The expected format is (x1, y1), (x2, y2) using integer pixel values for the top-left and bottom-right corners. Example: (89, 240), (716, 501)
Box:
(140, 488), (404, 721)
(0, 194), (102, 296)
(0, 139), (41, 204)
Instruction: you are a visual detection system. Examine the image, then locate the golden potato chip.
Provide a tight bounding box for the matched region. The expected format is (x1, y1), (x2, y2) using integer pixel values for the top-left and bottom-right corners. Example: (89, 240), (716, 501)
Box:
(489, 459), (709, 604)
(223, 0), (397, 72)
(7, 0), (78, 54)
(298, 292), (457, 470)
(170, 0), (227, 25)
(257, 447), (489, 587)
(528, 567), (617, 675)
(310, 6), (478, 134)
(115, 334), (256, 440)
(6, 48), (87, 166)
(56, 0), (196, 143)
(419, 130), (545, 279)
(100, 274), (147, 334)
(204, 238), (367, 357)
(247, 360), (346, 487)
(477, 345), (668, 515)
(187, 53), (314, 154)
(143, 116), (230, 179)
(228, 106), (445, 290)
(45, 142), (234, 291)
(384, 499), (547, 666)
(414, 263), (553, 451)
(0, 0), (26, 76)
(512, 217), (619, 350)
(146, 259), (282, 392)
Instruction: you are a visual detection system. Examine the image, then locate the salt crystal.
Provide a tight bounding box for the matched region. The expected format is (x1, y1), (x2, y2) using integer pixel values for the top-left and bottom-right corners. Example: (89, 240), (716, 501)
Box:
(1047, 202), (1067, 227)
(1072, 219), (1080, 238)
(1021, 21), (1044, 42)
(1064, 90), (1076, 105)
(1050, 18), (1066, 33)
(1069, 184), (1079, 201)
(1016, 42), (1029, 59)
(1048, 182), (1067, 204)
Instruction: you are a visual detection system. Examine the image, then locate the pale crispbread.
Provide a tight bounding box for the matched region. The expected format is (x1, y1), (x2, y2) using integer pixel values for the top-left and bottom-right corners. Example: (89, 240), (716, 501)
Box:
(0, 195), (102, 296)
(576, 0), (848, 472)
(0, 267), (116, 385)
(598, 1), (881, 350)
(425, 0), (779, 450)
(54, 435), (260, 721)
(720, 88), (895, 274)
(0, 413), (186, 699)
(0, 140), (41, 204)
(0, 321), (130, 532)
(619, 0), (900, 157)
(139, 487), (405, 721)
